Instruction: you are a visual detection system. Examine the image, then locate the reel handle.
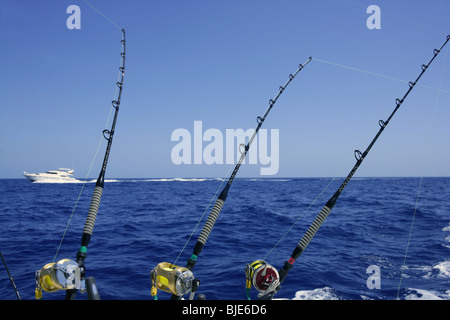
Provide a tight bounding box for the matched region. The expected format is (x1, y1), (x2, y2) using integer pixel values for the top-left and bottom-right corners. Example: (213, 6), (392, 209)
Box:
(86, 277), (100, 300)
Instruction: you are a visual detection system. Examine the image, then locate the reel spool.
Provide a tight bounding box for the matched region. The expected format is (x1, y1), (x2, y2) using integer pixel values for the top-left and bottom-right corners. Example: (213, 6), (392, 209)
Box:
(35, 259), (82, 298)
(245, 260), (279, 298)
(151, 262), (196, 297)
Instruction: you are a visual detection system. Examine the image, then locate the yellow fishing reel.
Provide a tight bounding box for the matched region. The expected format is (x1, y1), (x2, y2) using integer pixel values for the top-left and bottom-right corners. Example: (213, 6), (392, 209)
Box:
(245, 260), (280, 299)
(35, 259), (83, 299)
(151, 262), (198, 299)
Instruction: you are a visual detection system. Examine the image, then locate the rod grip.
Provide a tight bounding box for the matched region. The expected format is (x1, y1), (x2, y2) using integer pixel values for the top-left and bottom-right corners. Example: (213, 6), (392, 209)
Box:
(297, 205), (332, 252)
(82, 185), (104, 236)
(197, 198), (225, 246)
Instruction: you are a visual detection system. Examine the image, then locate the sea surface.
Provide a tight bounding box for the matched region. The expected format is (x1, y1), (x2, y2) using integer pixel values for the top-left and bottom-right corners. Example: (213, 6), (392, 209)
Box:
(0, 177), (449, 300)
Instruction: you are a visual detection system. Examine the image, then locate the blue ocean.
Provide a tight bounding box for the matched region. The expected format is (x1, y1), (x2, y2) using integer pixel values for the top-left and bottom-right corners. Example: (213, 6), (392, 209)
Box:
(0, 177), (449, 301)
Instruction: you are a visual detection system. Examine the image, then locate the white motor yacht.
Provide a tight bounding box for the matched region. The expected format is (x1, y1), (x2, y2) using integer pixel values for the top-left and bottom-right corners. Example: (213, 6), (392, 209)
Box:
(23, 168), (81, 183)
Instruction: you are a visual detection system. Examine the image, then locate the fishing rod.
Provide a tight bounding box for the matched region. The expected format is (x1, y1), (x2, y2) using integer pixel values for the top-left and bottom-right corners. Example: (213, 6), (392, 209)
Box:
(1, 250), (21, 300)
(150, 57), (312, 300)
(245, 35), (450, 300)
(35, 29), (126, 300)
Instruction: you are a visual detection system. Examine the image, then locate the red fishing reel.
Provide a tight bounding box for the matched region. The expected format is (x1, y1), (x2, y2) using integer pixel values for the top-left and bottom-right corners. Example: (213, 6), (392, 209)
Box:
(245, 260), (279, 298)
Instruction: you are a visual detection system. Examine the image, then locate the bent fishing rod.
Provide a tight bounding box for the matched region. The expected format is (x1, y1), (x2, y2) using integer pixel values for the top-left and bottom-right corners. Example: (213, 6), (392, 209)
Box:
(1, 250), (21, 300)
(35, 29), (126, 300)
(150, 57), (312, 300)
(245, 35), (450, 300)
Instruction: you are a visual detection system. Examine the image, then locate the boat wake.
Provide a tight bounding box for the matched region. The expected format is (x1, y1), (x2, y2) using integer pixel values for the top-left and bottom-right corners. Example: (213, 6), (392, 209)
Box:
(32, 180), (84, 184)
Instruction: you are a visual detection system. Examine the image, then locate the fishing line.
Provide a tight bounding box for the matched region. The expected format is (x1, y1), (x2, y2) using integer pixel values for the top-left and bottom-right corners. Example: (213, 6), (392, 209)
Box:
(396, 177), (423, 300)
(259, 43), (449, 294)
(262, 177), (337, 261)
(396, 42), (448, 300)
(313, 58), (450, 94)
(181, 58), (312, 273)
(35, 0), (126, 300)
(83, 0), (122, 31)
(261, 44), (448, 286)
(246, 35), (450, 300)
(172, 87), (306, 265)
(151, 58), (312, 300)
(173, 167), (234, 266)
(53, 48), (123, 263)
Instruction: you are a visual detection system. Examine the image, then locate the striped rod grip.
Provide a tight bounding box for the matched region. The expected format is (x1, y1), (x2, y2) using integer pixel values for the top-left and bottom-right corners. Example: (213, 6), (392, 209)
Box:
(197, 198), (225, 245)
(82, 185), (103, 236)
(297, 205), (332, 252)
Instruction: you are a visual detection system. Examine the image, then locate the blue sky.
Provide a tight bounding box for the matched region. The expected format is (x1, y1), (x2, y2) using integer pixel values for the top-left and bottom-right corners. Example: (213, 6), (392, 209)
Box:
(1, 0), (449, 178)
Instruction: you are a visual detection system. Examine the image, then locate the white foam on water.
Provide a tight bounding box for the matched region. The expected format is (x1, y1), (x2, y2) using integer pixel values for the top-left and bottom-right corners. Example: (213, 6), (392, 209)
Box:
(404, 288), (450, 300)
(292, 287), (340, 300)
(139, 178), (224, 182)
(33, 180), (84, 183)
(434, 261), (450, 278)
(419, 260), (450, 279)
(246, 178), (291, 182)
(444, 236), (450, 249)
(33, 177), (292, 183)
